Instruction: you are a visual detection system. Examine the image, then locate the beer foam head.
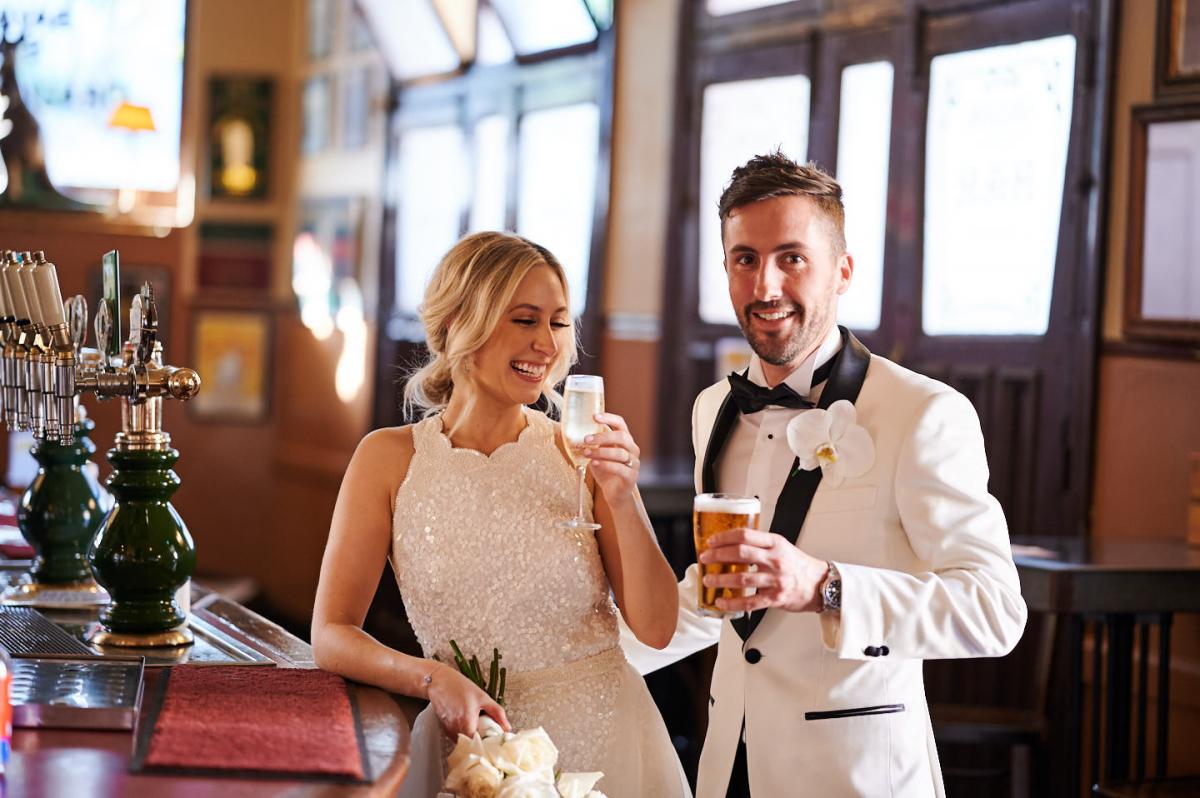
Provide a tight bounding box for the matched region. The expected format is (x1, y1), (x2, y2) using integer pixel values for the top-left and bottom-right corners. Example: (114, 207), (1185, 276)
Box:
(694, 493), (760, 515)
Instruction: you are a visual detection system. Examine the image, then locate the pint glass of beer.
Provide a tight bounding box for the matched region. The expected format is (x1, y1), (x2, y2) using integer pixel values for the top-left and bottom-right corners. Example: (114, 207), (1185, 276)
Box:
(693, 493), (760, 618)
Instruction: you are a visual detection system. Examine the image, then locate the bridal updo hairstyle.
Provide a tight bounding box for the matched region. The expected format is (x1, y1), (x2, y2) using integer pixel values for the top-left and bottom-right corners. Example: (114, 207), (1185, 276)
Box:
(404, 231), (578, 418)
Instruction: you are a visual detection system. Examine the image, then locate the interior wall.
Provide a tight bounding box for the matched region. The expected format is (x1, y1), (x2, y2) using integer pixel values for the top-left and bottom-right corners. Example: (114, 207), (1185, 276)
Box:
(598, 0), (681, 463)
(0, 0), (306, 615)
(1090, 0), (1200, 773)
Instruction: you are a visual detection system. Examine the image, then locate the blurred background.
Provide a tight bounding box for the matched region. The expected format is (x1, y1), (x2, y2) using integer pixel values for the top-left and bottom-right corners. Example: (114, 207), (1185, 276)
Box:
(0, 0), (1198, 795)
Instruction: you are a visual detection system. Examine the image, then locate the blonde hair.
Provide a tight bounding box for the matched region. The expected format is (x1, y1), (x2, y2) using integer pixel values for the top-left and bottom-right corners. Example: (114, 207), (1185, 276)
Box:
(404, 231), (577, 418)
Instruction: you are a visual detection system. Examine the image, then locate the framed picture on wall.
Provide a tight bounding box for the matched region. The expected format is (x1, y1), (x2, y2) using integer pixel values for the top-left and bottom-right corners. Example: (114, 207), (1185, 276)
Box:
(189, 308), (273, 424)
(1157, 0), (1200, 96)
(198, 222), (273, 293)
(206, 76), (274, 201)
(1124, 103), (1200, 343)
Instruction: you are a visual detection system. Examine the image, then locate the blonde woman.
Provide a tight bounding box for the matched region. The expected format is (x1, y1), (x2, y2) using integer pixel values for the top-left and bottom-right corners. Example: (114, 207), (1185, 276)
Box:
(312, 232), (690, 797)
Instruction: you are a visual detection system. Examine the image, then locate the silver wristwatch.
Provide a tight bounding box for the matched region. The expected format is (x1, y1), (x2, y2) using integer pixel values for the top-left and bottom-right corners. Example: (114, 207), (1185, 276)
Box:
(820, 563), (841, 613)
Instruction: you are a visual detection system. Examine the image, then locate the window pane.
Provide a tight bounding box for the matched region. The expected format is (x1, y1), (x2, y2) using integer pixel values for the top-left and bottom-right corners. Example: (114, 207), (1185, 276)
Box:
(476, 3), (516, 65)
(517, 103), (600, 317)
(362, 0), (459, 80)
(491, 0), (597, 55)
(835, 61), (893, 333)
(469, 115), (510, 232)
(302, 76), (333, 154)
(923, 35), (1076, 336)
(699, 75), (810, 325)
(707, 0), (792, 15)
(1141, 119), (1200, 321)
(396, 126), (467, 315)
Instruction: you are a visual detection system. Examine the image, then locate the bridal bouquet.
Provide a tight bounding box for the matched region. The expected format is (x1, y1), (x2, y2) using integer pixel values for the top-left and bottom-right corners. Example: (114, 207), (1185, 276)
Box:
(441, 717), (608, 798)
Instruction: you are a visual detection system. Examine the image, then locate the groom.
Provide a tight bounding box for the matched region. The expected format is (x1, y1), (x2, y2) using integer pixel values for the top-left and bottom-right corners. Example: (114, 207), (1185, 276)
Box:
(624, 153), (1027, 797)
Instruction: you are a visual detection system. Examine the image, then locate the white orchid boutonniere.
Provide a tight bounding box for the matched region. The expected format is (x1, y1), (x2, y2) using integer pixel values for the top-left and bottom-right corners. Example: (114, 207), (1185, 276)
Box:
(785, 399), (875, 487)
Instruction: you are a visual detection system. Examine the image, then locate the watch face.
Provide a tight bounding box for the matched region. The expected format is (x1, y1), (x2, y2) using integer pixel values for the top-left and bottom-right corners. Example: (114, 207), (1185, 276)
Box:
(824, 580), (841, 610)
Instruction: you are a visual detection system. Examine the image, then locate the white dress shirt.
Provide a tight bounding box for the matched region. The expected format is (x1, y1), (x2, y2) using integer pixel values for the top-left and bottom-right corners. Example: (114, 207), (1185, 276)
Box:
(716, 324), (842, 530)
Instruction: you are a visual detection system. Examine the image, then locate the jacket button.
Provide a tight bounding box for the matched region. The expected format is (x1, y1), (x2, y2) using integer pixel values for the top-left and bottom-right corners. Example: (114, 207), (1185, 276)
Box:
(880, 645), (890, 656)
(863, 646), (880, 657)
(744, 648), (762, 664)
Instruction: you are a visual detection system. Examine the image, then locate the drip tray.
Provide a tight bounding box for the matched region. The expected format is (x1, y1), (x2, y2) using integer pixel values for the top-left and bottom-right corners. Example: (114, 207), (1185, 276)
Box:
(45, 610), (276, 667)
(11, 654), (144, 730)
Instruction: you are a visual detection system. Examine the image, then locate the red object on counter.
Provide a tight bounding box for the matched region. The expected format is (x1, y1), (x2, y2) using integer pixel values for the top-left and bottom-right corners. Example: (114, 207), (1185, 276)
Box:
(143, 666), (365, 780)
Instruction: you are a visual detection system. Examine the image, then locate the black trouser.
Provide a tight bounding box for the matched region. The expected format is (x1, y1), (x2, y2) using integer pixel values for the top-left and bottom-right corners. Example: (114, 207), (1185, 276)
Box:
(725, 738), (752, 798)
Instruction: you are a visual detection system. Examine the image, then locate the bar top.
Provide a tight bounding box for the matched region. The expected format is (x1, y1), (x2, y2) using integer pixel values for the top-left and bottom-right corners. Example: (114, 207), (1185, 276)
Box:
(3, 584), (412, 798)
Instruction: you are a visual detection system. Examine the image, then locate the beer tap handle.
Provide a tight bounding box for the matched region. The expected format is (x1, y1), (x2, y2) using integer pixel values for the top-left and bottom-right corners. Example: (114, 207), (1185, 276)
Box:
(94, 300), (113, 369)
(128, 293), (143, 355)
(0, 260), (10, 322)
(4, 258), (30, 325)
(67, 295), (88, 351)
(33, 258), (67, 332)
(130, 283), (158, 366)
(18, 260), (42, 328)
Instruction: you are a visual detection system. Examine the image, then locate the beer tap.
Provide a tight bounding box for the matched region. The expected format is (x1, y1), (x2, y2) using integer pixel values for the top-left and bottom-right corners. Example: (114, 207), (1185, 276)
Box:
(0, 251), (15, 423)
(2, 251), (34, 432)
(32, 252), (74, 445)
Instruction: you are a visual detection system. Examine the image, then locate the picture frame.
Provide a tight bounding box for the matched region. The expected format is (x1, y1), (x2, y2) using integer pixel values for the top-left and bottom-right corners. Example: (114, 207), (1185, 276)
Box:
(197, 222), (273, 293)
(189, 308), (273, 424)
(206, 76), (274, 201)
(1157, 0), (1200, 97)
(1123, 103), (1200, 343)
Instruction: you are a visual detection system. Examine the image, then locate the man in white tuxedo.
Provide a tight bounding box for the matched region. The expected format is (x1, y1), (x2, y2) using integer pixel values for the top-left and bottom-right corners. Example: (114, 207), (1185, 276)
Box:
(623, 153), (1027, 797)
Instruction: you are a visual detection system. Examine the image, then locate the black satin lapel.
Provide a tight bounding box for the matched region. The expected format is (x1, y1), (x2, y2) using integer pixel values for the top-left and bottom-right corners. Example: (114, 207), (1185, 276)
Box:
(742, 327), (872, 641)
(701, 392), (740, 495)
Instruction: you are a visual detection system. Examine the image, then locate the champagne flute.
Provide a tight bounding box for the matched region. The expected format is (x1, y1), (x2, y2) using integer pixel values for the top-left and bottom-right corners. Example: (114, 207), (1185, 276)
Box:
(557, 374), (604, 530)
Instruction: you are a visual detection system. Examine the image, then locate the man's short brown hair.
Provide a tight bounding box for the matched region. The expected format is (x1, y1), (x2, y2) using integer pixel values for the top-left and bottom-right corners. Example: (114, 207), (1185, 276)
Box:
(718, 151), (847, 254)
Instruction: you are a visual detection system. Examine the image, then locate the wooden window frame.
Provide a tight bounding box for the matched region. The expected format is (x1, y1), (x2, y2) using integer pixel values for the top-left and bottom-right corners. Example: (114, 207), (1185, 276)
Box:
(373, 24), (615, 428)
(656, 0), (1110, 486)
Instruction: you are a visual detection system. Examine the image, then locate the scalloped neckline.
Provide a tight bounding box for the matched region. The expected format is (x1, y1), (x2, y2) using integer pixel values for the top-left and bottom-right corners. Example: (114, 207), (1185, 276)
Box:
(430, 409), (545, 460)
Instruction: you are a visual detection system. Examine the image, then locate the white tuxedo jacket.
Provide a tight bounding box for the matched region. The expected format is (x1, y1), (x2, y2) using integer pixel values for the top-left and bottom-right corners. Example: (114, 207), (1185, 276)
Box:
(625, 351), (1027, 798)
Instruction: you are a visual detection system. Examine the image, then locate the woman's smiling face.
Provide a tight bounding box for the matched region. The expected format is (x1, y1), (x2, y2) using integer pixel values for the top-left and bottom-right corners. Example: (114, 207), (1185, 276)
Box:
(467, 264), (573, 407)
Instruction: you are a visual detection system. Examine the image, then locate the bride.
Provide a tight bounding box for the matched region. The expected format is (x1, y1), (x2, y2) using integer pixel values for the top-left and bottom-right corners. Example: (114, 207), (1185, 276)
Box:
(311, 231), (691, 797)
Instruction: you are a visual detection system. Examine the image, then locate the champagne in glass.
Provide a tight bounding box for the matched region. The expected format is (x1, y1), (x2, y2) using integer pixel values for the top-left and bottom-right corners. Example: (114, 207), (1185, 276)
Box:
(557, 375), (604, 530)
(694, 493), (760, 618)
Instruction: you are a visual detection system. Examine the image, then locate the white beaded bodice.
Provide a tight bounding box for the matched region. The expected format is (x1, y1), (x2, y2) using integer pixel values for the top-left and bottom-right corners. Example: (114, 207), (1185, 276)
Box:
(391, 408), (619, 673)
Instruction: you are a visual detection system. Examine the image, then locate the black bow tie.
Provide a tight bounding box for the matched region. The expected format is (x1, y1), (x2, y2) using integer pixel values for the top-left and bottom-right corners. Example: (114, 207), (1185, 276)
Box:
(726, 358), (836, 415)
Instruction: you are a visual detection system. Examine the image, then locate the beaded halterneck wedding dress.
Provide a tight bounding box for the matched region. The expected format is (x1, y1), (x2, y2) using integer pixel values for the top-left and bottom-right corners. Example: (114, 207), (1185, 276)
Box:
(392, 408), (691, 798)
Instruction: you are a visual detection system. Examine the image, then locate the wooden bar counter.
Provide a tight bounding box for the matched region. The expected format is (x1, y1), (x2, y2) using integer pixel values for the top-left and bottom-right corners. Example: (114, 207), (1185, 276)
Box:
(4, 585), (413, 798)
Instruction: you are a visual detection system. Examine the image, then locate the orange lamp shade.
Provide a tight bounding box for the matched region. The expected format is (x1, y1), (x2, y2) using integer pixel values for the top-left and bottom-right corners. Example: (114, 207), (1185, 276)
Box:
(108, 102), (157, 132)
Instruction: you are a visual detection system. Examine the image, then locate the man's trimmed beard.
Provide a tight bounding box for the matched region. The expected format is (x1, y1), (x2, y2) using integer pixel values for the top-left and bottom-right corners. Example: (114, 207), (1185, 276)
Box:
(737, 300), (833, 368)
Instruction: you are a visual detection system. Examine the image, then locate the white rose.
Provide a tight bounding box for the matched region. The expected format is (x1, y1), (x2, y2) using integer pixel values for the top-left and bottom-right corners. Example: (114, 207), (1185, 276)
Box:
(556, 771), (604, 798)
(493, 773), (559, 798)
(492, 727), (558, 776)
(448, 732), (488, 774)
(444, 754), (504, 798)
(585, 792), (608, 798)
(478, 717), (505, 738)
